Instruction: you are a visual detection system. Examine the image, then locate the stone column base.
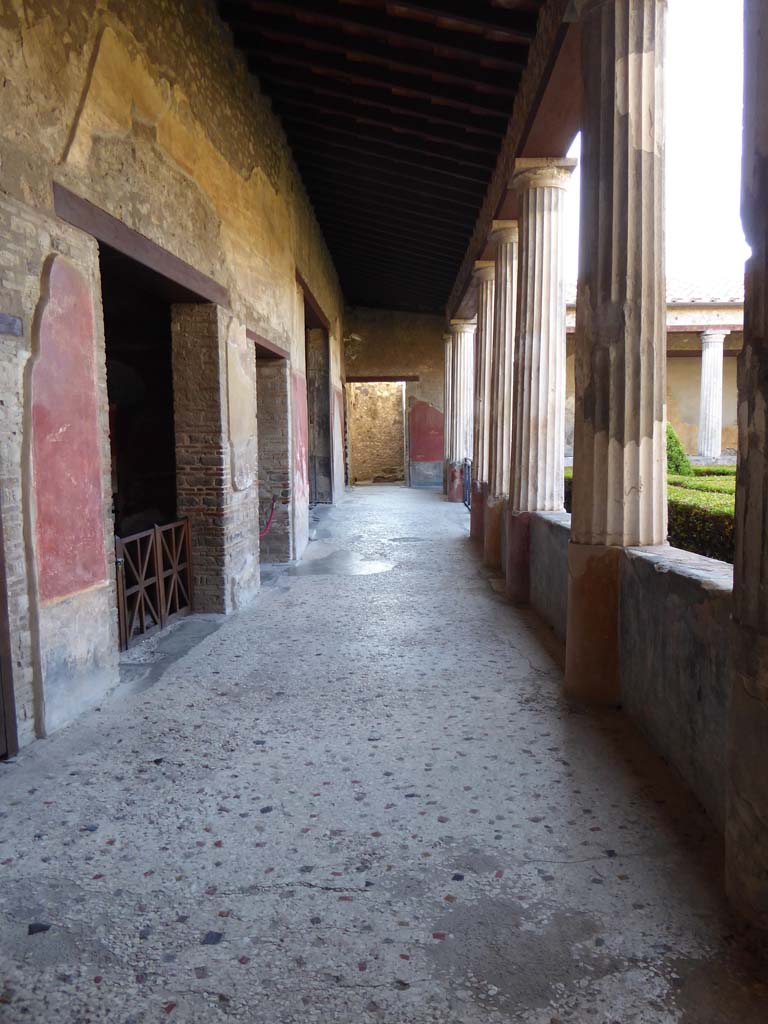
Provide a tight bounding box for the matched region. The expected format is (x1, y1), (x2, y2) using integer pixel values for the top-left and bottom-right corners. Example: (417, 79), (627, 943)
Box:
(564, 542), (620, 704)
(726, 626), (768, 929)
(483, 496), (505, 569)
(470, 482), (486, 539)
(446, 461), (464, 502)
(506, 510), (531, 604)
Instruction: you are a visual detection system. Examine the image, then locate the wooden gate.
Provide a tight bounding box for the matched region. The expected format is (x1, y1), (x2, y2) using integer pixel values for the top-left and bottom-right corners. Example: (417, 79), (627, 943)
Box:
(115, 519), (192, 650)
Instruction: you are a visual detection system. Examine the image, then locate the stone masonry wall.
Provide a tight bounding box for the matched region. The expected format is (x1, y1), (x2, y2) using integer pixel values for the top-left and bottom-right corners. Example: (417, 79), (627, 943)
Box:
(344, 308), (445, 486)
(256, 359), (293, 562)
(0, 0), (345, 742)
(347, 383), (405, 484)
(0, 195), (118, 743)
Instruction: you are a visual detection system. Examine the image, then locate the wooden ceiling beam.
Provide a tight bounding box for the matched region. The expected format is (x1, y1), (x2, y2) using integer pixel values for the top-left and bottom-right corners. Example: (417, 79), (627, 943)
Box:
(291, 138), (488, 191)
(339, 0), (538, 44)
(238, 23), (522, 96)
(233, 1), (529, 71)
(280, 112), (494, 175)
(271, 94), (500, 156)
(248, 48), (515, 116)
(319, 219), (467, 257)
(306, 177), (474, 226)
(320, 221), (463, 261)
(315, 213), (467, 257)
(299, 167), (481, 218)
(282, 115), (493, 187)
(295, 156), (483, 206)
(259, 72), (506, 137)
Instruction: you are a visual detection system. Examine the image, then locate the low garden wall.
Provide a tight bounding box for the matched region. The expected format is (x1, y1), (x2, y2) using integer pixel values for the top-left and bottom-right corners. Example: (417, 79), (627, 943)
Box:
(529, 511), (570, 643)
(619, 546), (733, 830)
(526, 503), (734, 833)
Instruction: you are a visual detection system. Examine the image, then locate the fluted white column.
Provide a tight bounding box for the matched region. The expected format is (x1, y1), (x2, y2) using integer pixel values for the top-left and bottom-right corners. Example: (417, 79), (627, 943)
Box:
(698, 330), (726, 459)
(446, 319), (475, 500)
(472, 263), (495, 486)
(505, 161), (574, 602)
(487, 222), (518, 500)
(470, 262), (495, 538)
(565, 0), (667, 703)
(443, 333), (453, 493)
(484, 222), (519, 567)
(510, 160), (574, 514)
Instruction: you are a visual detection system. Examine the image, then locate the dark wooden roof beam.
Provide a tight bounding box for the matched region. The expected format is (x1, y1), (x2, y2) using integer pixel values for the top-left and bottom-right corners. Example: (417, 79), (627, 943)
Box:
(240, 24), (522, 96)
(315, 205), (473, 249)
(234, 2), (529, 71)
(249, 48), (515, 116)
(339, 0), (539, 44)
(307, 184), (475, 232)
(272, 95), (500, 156)
(296, 157), (483, 206)
(292, 139), (489, 192)
(321, 224), (463, 262)
(280, 112), (495, 174)
(320, 218), (467, 257)
(259, 73), (507, 136)
(301, 169), (481, 218)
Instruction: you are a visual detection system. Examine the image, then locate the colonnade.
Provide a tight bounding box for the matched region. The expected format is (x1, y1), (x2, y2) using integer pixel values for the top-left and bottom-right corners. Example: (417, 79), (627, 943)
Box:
(442, 0), (768, 929)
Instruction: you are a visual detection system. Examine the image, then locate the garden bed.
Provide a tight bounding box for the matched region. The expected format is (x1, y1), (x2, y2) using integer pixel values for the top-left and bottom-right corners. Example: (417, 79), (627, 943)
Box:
(564, 464), (736, 563)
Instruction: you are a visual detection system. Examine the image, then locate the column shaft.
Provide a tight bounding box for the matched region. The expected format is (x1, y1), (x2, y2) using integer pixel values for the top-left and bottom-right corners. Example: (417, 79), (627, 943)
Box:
(565, 0), (667, 701)
(727, 0), (768, 929)
(446, 321), (475, 502)
(443, 334), (453, 494)
(506, 161), (574, 603)
(471, 264), (495, 538)
(698, 331), (726, 459)
(484, 223), (518, 569)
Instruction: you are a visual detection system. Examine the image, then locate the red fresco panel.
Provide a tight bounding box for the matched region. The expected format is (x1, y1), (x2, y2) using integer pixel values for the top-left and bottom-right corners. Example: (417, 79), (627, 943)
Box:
(32, 257), (107, 603)
(409, 400), (444, 462)
(291, 370), (309, 505)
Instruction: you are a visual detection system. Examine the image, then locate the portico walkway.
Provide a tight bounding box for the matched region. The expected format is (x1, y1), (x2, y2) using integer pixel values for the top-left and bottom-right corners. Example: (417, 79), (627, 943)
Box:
(0, 486), (764, 1022)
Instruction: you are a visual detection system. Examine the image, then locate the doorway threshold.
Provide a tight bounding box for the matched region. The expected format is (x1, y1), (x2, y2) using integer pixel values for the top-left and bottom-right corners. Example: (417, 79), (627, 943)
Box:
(116, 614), (225, 698)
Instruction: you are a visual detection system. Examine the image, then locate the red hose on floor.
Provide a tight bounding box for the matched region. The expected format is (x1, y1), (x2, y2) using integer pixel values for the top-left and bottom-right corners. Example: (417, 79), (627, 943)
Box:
(260, 496), (278, 539)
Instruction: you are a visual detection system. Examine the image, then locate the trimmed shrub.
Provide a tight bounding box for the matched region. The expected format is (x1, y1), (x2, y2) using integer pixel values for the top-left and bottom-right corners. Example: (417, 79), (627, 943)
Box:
(666, 422), (694, 476)
(669, 474), (735, 495)
(692, 464), (736, 477)
(667, 488), (735, 563)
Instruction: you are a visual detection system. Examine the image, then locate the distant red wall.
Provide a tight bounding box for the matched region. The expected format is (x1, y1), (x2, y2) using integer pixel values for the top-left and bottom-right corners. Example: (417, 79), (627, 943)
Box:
(409, 399), (443, 462)
(32, 258), (107, 603)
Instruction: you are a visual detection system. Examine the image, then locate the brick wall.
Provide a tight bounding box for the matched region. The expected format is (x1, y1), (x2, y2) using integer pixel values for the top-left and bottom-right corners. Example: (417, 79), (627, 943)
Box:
(256, 359), (293, 562)
(347, 382), (405, 484)
(172, 304), (260, 614)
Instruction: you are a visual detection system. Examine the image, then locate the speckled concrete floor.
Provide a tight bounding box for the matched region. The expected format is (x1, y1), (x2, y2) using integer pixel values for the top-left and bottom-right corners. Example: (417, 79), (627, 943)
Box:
(1, 485), (766, 1023)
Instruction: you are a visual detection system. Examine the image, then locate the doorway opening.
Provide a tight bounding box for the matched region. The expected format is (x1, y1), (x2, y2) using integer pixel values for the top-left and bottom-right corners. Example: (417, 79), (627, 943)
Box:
(347, 381), (406, 485)
(304, 300), (333, 505)
(252, 331), (293, 563)
(100, 244), (200, 648)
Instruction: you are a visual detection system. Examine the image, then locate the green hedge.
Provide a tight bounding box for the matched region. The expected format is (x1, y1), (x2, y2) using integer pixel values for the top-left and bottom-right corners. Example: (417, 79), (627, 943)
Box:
(669, 474), (735, 495)
(563, 467), (736, 563)
(692, 464), (736, 477)
(667, 487), (735, 562)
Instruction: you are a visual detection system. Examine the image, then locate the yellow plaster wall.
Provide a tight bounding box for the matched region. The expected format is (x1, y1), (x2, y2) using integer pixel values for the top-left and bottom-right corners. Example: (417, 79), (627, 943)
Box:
(0, 2), (343, 370)
(565, 339), (739, 456)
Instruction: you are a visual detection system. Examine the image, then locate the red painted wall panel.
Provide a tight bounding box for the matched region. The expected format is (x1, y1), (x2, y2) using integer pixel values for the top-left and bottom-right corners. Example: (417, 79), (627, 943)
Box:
(32, 258), (107, 603)
(408, 399), (444, 462)
(291, 370), (309, 504)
